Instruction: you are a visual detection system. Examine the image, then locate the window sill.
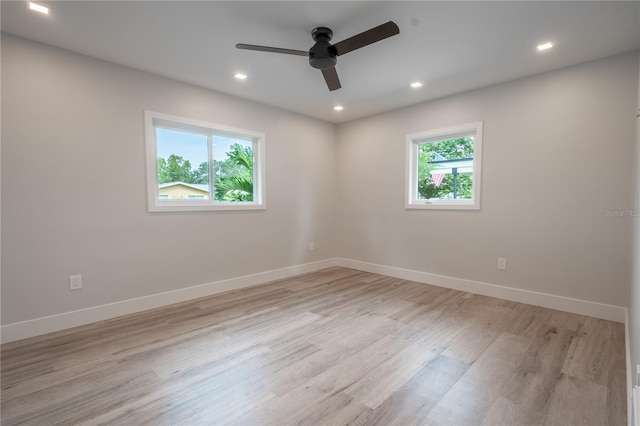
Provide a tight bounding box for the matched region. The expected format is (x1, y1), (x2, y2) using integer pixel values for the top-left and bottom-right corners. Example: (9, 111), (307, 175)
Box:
(149, 202), (266, 213)
(406, 200), (479, 210)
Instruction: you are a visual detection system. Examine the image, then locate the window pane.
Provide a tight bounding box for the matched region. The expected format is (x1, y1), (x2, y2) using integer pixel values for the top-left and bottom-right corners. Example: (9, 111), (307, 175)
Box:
(156, 128), (210, 200)
(417, 136), (474, 200)
(213, 135), (254, 202)
(146, 111), (266, 212)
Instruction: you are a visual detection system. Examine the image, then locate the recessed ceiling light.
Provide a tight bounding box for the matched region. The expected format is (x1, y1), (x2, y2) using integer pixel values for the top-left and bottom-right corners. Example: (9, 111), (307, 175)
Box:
(234, 73), (247, 80)
(28, 2), (49, 15)
(333, 105), (344, 111)
(537, 42), (553, 51)
(410, 82), (423, 89)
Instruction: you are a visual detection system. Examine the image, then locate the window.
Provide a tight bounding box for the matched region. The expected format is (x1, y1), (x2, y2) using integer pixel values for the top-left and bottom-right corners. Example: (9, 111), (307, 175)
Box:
(145, 111), (265, 212)
(406, 122), (483, 210)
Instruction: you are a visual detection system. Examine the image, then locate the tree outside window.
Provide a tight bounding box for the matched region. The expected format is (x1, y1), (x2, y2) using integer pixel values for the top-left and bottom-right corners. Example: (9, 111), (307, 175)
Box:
(417, 137), (474, 200)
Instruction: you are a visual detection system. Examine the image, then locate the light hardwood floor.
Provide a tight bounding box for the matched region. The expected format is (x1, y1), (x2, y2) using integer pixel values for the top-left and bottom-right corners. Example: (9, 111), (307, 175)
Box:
(1, 267), (626, 425)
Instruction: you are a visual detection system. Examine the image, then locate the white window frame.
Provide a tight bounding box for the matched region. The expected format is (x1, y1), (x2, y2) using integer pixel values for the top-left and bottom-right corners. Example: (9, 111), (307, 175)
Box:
(145, 111), (266, 212)
(405, 121), (483, 210)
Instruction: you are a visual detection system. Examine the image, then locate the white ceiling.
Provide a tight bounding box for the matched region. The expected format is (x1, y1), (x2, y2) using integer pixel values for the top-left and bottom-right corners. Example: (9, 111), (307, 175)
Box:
(2, 1), (638, 123)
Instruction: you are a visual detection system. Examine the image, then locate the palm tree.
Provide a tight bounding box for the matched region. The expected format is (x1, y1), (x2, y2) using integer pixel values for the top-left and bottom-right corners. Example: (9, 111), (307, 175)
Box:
(214, 143), (253, 201)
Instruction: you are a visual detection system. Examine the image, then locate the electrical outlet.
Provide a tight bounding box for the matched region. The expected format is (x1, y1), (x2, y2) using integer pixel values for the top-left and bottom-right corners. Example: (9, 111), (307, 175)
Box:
(497, 257), (507, 270)
(69, 275), (82, 290)
(309, 242), (315, 251)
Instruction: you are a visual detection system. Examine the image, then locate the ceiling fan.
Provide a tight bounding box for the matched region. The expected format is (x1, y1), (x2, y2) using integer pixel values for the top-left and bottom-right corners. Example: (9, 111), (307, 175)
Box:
(236, 21), (400, 91)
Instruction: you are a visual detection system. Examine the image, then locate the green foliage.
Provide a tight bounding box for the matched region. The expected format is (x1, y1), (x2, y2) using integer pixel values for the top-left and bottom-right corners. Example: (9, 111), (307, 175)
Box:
(190, 161), (210, 185)
(213, 159), (243, 180)
(417, 137), (474, 200)
(214, 176), (253, 201)
(158, 155), (194, 184)
(158, 154), (209, 185)
(214, 143), (253, 202)
(418, 174), (473, 199)
(157, 143), (254, 202)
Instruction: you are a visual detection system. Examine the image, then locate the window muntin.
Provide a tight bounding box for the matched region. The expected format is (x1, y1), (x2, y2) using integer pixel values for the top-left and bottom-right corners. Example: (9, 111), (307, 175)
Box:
(406, 122), (482, 210)
(145, 111), (265, 212)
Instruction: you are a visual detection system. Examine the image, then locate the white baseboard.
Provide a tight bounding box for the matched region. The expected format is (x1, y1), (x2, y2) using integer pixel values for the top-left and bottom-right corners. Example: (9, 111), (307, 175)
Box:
(0, 258), (338, 344)
(2, 257), (627, 344)
(627, 309), (634, 426)
(336, 258), (626, 323)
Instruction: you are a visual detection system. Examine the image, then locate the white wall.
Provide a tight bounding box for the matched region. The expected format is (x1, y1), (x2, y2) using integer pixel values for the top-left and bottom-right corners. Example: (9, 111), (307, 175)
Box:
(630, 49), (640, 404)
(1, 35), (337, 325)
(2, 33), (639, 342)
(336, 51), (638, 308)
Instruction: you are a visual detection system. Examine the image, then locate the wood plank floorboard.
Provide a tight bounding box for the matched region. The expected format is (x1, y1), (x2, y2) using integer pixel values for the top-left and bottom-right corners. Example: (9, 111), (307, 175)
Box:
(1, 267), (626, 425)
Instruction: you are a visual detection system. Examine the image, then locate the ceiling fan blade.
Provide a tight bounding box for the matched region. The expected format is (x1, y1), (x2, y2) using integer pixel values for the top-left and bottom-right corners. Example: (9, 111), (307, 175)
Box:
(333, 21), (400, 56)
(321, 67), (341, 91)
(236, 44), (308, 57)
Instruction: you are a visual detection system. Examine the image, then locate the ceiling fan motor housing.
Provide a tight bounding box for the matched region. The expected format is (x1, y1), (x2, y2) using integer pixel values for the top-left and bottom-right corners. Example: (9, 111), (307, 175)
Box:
(236, 21), (399, 91)
(309, 27), (337, 70)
